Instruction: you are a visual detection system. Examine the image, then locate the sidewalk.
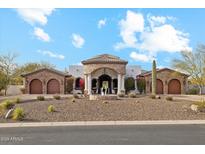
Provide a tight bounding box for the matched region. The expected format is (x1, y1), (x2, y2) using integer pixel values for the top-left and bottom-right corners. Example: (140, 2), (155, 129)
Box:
(1, 120), (205, 128)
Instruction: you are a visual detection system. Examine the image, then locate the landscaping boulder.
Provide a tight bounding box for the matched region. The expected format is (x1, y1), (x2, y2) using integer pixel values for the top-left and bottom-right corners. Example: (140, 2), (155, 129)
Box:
(190, 104), (198, 112)
(156, 95), (161, 99)
(5, 108), (14, 119)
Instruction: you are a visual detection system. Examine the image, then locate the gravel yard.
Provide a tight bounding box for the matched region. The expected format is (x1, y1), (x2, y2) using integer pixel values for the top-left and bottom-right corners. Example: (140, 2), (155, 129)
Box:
(0, 95), (205, 123)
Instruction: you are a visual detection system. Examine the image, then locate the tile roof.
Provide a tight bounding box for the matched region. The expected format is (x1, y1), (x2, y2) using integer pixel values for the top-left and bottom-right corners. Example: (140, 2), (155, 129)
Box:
(137, 68), (189, 77)
(81, 54), (128, 64)
(21, 68), (71, 77)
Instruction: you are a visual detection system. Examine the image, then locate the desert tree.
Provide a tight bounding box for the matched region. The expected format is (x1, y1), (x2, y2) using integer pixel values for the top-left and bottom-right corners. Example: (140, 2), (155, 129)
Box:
(172, 44), (205, 94)
(0, 53), (18, 95)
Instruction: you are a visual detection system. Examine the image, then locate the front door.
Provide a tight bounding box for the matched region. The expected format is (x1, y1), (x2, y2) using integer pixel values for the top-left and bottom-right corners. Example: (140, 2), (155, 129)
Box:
(98, 74), (112, 94)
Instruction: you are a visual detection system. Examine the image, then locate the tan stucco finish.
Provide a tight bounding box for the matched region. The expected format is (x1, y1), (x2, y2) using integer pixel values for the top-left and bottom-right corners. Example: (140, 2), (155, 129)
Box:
(144, 69), (188, 94)
(24, 69), (66, 94)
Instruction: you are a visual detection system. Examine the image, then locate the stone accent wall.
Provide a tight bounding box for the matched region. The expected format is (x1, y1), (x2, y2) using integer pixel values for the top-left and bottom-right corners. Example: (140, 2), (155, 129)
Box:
(144, 69), (188, 94)
(83, 63), (126, 75)
(24, 70), (65, 94)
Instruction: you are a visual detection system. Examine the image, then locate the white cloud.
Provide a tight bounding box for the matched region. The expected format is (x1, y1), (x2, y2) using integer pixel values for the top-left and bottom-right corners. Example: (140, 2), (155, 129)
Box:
(129, 51), (151, 62)
(71, 33), (85, 48)
(33, 27), (50, 42)
(16, 8), (55, 26)
(140, 24), (191, 52)
(37, 50), (65, 60)
(115, 10), (191, 63)
(114, 10), (144, 50)
(98, 18), (106, 29)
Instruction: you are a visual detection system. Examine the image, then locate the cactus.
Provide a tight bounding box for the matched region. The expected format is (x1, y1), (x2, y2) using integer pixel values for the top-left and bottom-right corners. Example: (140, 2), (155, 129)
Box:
(152, 60), (157, 95)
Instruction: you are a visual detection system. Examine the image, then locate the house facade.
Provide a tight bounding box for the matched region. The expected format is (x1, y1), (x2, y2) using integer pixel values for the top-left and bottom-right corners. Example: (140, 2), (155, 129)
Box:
(22, 54), (189, 95)
(138, 68), (189, 94)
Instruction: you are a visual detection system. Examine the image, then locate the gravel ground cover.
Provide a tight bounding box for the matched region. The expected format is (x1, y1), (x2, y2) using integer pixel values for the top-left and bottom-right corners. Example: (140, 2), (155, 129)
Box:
(0, 95), (204, 122)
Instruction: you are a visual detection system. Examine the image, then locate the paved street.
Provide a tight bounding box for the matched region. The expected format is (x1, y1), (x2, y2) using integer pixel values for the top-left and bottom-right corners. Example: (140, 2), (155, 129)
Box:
(0, 124), (205, 144)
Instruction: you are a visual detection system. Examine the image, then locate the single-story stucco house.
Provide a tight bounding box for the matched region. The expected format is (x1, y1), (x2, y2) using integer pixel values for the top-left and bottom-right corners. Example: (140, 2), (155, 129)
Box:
(21, 54), (189, 95)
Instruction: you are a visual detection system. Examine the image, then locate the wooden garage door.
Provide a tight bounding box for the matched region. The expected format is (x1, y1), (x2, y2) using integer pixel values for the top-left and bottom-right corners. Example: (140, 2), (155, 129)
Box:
(168, 79), (181, 94)
(156, 79), (163, 94)
(30, 79), (43, 94)
(150, 79), (164, 94)
(47, 79), (60, 94)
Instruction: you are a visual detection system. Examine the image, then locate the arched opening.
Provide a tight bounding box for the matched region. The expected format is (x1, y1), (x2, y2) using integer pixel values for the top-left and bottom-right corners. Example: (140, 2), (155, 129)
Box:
(168, 79), (181, 94)
(30, 79), (43, 94)
(92, 78), (98, 93)
(98, 74), (112, 94)
(75, 77), (82, 90)
(150, 79), (164, 94)
(47, 79), (60, 94)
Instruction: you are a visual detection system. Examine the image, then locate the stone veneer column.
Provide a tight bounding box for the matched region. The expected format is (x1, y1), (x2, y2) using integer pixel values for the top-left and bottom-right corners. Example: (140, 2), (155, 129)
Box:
(84, 74), (88, 91)
(121, 75), (125, 91)
(135, 79), (139, 93)
(87, 73), (92, 95)
(117, 74), (121, 94)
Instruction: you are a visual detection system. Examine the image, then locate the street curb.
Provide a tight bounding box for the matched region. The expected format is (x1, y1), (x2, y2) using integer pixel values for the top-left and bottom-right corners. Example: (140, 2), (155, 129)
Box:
(1, 120), (205, 128)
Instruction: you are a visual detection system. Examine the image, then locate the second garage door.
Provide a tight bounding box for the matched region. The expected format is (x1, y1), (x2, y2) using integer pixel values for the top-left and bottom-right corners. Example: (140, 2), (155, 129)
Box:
(168, 79), (181, 94)
(47, 79), (60, 94)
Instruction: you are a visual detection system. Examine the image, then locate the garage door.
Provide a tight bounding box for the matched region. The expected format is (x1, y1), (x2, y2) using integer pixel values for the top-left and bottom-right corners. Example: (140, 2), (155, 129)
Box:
(30, 79), (43, 94)
(150, 79), (164, 94)
(168, 79), (181, 94)
(156, 79), (163, 94)
(47, 79), (60, 94)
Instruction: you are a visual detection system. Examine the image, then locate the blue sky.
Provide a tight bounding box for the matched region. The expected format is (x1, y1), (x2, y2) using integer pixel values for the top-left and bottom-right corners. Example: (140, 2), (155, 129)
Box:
(0, 8), (205, 71)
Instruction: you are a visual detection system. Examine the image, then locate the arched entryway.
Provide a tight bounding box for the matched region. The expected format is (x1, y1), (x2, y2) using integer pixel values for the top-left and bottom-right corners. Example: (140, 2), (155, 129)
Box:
(30, 79), (43, 94)
(168, 79), (181, 94)
(92, 78), (98, 93)
(150, 79), (164, 94)
(98, 74), (112, 94)
(47, 79), (60, 94)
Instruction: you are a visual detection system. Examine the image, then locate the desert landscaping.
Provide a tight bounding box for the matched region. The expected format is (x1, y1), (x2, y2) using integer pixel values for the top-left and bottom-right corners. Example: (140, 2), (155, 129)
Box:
(1, 94), (205, 123)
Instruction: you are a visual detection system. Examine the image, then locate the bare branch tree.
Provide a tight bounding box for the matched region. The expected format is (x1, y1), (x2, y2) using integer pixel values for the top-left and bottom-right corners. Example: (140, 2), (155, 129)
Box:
(0, 52), (18, 95)
(172, 44), (205, 94)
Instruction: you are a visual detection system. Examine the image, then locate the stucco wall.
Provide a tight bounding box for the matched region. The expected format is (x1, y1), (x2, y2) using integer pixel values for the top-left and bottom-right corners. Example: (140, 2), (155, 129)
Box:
(83, 63), (126, 75)
(144, 69), (188, 94)
(24, 70), (65, 94)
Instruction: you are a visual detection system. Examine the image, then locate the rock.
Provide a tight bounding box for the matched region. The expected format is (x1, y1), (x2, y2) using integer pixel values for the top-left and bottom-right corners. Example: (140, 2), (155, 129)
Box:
(156, 95), (161, 99)
(190, 104), (198, 112)
(135, 100), (140, 103)
(5, 109), (14, 119)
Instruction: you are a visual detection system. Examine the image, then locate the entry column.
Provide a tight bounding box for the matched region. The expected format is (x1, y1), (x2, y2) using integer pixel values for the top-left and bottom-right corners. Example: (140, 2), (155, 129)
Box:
(87, 73), (92, 95)
(117, 74), (121, 94)
(84, 74), (88, 91)
(121, 75), (125, 91)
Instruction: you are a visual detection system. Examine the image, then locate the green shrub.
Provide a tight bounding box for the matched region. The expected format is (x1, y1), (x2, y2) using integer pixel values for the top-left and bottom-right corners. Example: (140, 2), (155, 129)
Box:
(66, 77), (74, 94)
(137, 78), (146, 94)
(12, 107), (25, 120)
(125, 77), (135, 93)
(149, 95), (156, 99)
(128, 92), (137, 98)
(73, 93), (79, 99)
(48, 105), (55, 113)
(118, 93), (125, 97)
(37, 96), (45, 101)
(0, 100), (15, 110)
(166, 96), (173, 101)
(53, 95), (61, 100)
(13, 98), (21, 104)
(186, 88), (199, 95)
